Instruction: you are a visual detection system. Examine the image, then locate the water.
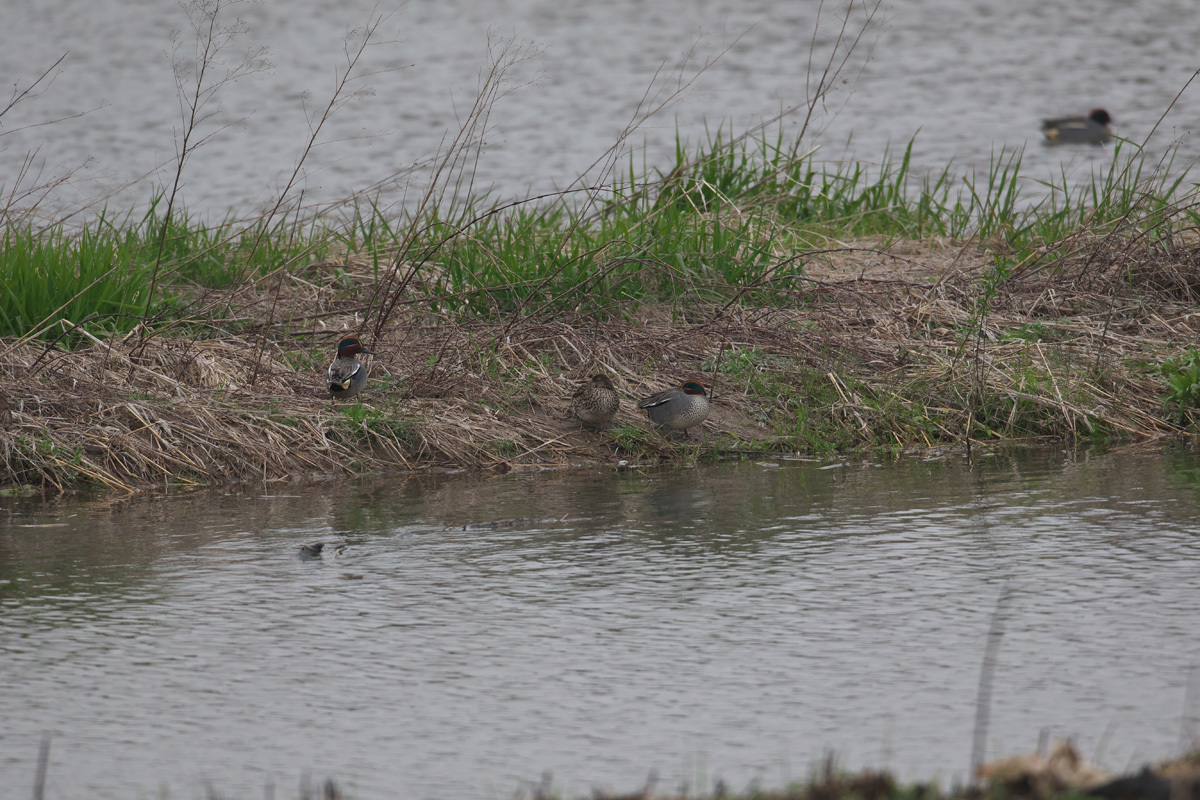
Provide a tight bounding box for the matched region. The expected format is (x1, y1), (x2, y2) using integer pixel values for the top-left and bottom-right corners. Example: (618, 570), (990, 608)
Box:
(2, 444), (1199, 799)
(1, 0), (1197, 220)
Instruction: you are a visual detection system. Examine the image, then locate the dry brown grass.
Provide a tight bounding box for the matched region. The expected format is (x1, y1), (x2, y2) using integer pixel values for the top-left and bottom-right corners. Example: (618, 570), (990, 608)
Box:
(3, 234), (1199, 495)
(571, 744), (1200, 800)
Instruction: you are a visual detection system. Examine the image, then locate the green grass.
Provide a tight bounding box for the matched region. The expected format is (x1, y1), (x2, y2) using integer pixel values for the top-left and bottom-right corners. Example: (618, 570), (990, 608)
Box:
(0, 196), (331, 341)
(0, 218), (160, 339)
(609, 424), (658, 454)
(388, 129), (1199, 320)
(2, 127), (1196, 341)
(1161, 348), (1200, 424)
(333, 403), (421, 459)
(129, 193), (330, 290)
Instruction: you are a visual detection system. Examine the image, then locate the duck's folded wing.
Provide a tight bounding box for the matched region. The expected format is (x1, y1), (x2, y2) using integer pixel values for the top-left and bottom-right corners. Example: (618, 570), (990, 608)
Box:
(636, 391), (672, 409)
(327, 362), (363, 383)
(1043, 116), (1095, 131)
(1042, 116), (1079, 128)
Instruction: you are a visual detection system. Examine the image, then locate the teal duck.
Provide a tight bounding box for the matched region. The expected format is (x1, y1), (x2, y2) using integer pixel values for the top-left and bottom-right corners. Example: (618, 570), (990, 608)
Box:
(637, 380), (710, 436)
(326, 336), (375, 400)
(298, 542), (324, 560)
(1041, 108), (1113, 145)
(572, 374), (620, 429)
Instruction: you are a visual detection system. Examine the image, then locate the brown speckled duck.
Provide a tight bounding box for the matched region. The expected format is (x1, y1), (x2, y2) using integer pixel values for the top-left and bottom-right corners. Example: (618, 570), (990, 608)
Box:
(637, 380), (710, 437)
(572, 374), (621, 429)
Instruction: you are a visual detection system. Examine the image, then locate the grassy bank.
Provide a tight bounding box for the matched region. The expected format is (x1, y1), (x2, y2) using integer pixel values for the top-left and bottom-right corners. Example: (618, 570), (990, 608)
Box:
(572, 742), (1200, 800)
(3, 124), (1200, 493)
(26, 742), (1194, 800)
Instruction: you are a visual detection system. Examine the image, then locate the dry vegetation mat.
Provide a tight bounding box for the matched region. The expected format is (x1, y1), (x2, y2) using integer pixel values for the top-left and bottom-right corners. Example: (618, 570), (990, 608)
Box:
(573, 743), (1200, 800)
(301, 743), (1199, 800)
(3, 230), (1198, 495)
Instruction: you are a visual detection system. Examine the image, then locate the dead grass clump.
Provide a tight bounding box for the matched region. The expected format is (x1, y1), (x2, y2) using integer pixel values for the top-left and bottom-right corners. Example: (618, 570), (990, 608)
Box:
(0, 334), (405, 493)
(529, 747), (1200, 800)
(1026, 237), (1200, 304)
(972, 744), (1200, 800)
(553, 760), (913, 800)
(974, 740), (1110, 800)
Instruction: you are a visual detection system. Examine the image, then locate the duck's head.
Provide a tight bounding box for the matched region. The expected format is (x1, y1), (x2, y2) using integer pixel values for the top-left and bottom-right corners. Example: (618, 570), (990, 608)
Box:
(1089, 108), (1113, 126)
(590, 374), (616, 390)
(336, 336), (375, 357)
(681, 380), (708, 396)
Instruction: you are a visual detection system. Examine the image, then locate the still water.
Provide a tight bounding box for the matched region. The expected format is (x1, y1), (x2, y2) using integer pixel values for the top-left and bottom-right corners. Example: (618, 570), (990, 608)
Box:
(2, 445), (1199, 799)
(1, 0), (1198, 219)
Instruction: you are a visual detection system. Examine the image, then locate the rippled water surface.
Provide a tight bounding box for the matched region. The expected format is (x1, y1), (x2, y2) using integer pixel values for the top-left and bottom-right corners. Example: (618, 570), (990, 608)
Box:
(1, 0), (1198, 217)
(2, 445), (1200, 799)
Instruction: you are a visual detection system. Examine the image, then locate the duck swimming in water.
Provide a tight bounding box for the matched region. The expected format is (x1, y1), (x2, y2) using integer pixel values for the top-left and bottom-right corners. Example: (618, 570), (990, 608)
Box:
(1041, 108), (1113, 145)
(298, 542), (325, 560)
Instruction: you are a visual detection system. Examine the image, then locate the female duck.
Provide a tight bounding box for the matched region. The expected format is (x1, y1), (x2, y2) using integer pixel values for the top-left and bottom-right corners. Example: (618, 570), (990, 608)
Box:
(1041, 108), (1113, 145)
(326, 336), (375, 400)
(572, 374), (621, 429)
(637, 380), (710, 436)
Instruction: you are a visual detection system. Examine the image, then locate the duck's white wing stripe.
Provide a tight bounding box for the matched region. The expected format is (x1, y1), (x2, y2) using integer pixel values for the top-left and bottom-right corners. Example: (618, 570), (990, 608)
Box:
(327, 363), (362, 382)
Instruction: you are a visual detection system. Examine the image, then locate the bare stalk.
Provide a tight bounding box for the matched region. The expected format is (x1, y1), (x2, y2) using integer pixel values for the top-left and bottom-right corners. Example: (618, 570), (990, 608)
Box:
(141, 0), (271, 321)
(247, 12), (400, 386)
(240, 12), (402, 278)
(363, 35), (544, 340)
(576, 0), (881, 229)
(560, 32), (743, 222)
(789, 0), (883, 160)
(0, 54), (69, 124)
(0, 54), (105, 226)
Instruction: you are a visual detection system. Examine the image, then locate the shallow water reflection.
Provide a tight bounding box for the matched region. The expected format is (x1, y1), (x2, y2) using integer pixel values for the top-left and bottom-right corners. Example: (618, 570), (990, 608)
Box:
(2, 444), (1200, 799)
